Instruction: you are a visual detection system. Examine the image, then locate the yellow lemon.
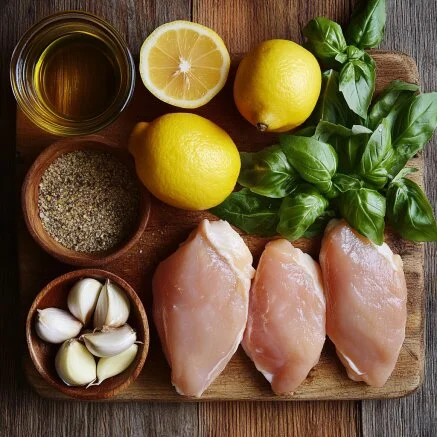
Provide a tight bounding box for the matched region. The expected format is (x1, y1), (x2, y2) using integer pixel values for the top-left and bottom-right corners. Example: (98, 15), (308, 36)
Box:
(139, 21), (230, 109)
(128, 113), (240, 210)
(234, 39), (321, 132)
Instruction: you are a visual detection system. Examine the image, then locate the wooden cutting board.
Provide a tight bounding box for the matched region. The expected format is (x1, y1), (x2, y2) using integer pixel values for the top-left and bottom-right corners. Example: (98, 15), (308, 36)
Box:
(17, 50), (424, 401)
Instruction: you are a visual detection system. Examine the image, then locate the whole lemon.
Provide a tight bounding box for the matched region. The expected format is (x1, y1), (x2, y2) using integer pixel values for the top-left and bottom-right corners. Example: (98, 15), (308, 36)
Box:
(128, 113), (240, 210)
(234, 39), (321, 132)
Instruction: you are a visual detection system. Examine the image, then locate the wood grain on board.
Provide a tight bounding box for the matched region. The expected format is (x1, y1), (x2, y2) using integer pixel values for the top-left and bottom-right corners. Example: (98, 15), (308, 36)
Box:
(17, 50), (423, 402)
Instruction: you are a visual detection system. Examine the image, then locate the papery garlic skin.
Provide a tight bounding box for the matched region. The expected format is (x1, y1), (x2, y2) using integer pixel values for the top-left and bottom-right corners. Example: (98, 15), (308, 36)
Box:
(93, 280), (130, 329)
(81, 324), (137, 357)
(67, 278), (102, 324)
(55, 339), (97, 386)
(90, 344), (138, 386)
(35, 308), (83, 343)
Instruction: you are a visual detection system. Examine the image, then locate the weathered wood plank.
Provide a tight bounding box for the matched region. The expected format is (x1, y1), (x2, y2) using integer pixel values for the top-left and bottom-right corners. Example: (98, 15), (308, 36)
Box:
(0, 0), (436, 436)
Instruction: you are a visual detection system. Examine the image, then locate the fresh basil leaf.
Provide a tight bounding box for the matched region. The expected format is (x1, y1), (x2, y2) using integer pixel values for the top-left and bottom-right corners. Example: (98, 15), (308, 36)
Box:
(210, 188), (281, 236)
(303, 209), (337, 238)
(277, 185), (329, 241)
(345, 45), (365, 60)
(280, 135), (338, 193)
(388, 92), (437, 176)
(308, 70), (351, 126)
(313, 121), (369, 173)
(314, 121), (352, 143)
(367, 80), (419, 130)
(357, 118), (392, 187)
(352, 124), (373, 135)
(392, 167), (418, 183)
(332, 173), (363, 192)
(346, 0), (386, 49)
(303, 17), (347, 68)
(387, 178), (437, 241)
(339, 188), (386, 244)
(238, 145), (299, 198)
(339, 53), (376, 118)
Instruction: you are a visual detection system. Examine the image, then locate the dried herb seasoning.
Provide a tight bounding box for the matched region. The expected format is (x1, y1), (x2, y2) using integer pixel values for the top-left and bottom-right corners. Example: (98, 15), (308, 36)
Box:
(39, 149), (140, 253)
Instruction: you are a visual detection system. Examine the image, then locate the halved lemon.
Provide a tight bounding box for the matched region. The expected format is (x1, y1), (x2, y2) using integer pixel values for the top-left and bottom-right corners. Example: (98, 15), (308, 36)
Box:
(139, 21), (230, 108)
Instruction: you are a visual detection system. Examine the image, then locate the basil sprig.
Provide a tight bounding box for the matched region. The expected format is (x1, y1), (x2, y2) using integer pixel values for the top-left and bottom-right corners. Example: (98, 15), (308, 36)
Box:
(388, 92), (437, 176)
(339, 188), (386, 245)
(277, 185), (329, 241)
(357, 118), (393, 187)
(211, 1), (437, 246)
(366, 80), (419, 130)
(303, 17), (348, 68)
(210, 189), (281, 237)
(238, 145), (299, 198)
(339, 53), (376, 119)
(346, 0), (386, 49)
(280, 135), (338, 193)
(386, 177), (437, 242)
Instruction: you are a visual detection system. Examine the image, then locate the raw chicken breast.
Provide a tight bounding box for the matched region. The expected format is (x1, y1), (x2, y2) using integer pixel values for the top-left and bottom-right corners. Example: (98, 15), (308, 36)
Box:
(320, 219), (407, 387)
(152, 219), (255, 397)
(242, 239), (326, 395)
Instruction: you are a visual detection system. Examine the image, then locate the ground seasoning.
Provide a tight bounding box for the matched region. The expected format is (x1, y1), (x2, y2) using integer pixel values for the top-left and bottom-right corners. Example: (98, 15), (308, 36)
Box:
(38, 149), (140, 253)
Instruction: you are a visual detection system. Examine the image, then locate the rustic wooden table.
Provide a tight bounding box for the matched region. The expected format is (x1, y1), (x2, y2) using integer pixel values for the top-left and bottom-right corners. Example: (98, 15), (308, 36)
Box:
(0, 0), (435, 436)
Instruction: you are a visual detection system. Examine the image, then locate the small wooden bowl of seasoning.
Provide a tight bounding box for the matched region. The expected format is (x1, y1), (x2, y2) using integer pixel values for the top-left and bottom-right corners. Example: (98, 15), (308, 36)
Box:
(26, 269), (149, 400)
(22, 136), (151, 266)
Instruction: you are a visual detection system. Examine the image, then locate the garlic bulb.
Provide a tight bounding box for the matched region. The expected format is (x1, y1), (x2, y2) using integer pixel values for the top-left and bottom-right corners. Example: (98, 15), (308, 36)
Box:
(55, 339), (97, 386)
(81, 324), (137, 357)
(67, 278), (102, 324)
(93, 279), (130, 329)
(88, 344), (138, 387)
(35, 308), (82, 343)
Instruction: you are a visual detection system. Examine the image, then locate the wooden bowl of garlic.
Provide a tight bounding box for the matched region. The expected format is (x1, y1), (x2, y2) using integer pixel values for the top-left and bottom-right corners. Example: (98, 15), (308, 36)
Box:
(26, 269), (149, 400)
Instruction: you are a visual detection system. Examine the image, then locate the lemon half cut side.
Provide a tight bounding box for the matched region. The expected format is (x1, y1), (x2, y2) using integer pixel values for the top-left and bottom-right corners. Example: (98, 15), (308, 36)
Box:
(139, 21), (231, 109)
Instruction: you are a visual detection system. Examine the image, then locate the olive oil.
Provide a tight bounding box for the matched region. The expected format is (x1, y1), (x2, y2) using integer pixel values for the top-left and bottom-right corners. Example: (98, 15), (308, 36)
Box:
(34, 32), (121, 121)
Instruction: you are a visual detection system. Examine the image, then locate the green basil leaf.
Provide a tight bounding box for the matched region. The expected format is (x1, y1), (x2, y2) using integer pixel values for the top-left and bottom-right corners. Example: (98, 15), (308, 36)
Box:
(387, 178), (437, 241)
(280, 135), (338, 193)
(303, 17), (347, 68)
(392, 167), (418, 183)
(367, 80), (419, 130)
(277, 185), (329, 241)
(358, 118), (392, 187)
(388, 92), (437, 176)
(308, 70), (351, 126)
(345, 45), (365, 60)
(303, 209), (337, 238)
(314, 121), (352, 143)
(346, 0), (386, 49)
(352, 124), (373, 135)
(339, 54), (376, 118)
(313, 121), (369, 173)
(238, 145), (299, 198)
(332, 173), (363, 192)
(210, 188), (281, 236)
(339, 188), (386, 244)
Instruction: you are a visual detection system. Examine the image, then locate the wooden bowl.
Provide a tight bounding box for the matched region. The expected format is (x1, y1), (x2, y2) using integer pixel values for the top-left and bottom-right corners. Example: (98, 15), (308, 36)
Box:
(22, 136), (151, 266)
(26, 269), (149, 400)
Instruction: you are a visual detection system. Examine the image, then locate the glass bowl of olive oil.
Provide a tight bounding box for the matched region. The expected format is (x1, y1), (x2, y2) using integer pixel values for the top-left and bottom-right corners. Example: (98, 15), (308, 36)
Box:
(10, 11), (135, 136)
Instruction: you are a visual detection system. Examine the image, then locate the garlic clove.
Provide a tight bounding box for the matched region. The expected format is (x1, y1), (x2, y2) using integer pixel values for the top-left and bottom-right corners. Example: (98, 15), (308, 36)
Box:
(55, 339), (97, 386)
(88, 344), (138, 387)
(67, 278), (102, 324)
(35, 308), (83, 343)
(93, 279), (130, 329)
(81, 324), (137, 357)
